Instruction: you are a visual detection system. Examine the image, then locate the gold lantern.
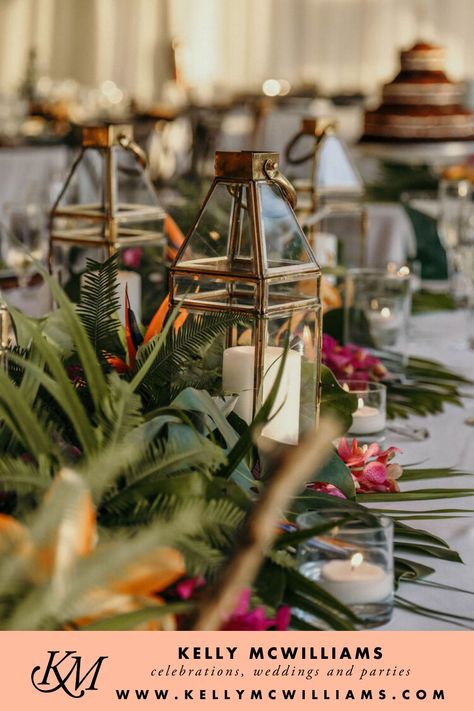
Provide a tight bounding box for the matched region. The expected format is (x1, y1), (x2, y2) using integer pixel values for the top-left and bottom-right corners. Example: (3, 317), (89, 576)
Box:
(285, 117), (367, 268)
(49, 124), (166, 322)
(169, 151), (322, 445)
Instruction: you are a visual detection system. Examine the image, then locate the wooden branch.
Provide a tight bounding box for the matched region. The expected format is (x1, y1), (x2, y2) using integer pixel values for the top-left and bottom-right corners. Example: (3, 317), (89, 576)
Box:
(194, 417), (342, 630)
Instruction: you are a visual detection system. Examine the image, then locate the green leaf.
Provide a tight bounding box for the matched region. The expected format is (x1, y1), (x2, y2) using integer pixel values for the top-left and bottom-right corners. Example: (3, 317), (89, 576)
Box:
(395, 596), (474, 629)
(255, 560), (286, 608)
(81, 602), (194, 630)
(274, 516), (352, 549)
(394, 541), (463, 563)
(129, 300), (183, 392)
(394, 557), (435, 583)
(0, 368), (57, 458)
(357, 488), (474, 502)
(77, 254), (123, 358)
(171, 388), (238, 449)
(286, 590), (356, 630)
(320, 365), (357, 431)
(308, 450), (356, 500)
(394, 520), (451, 549)
(6, 322), (97, 457)
(402, 467), (470, 481)
(35, 263), (108, 412)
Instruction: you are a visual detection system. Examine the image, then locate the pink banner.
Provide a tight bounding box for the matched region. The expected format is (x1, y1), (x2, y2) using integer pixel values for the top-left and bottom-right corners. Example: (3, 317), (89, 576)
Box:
(0, 631), (471, 708)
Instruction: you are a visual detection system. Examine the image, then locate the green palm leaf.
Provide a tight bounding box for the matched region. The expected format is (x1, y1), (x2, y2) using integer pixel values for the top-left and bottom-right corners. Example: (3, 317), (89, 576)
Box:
(7, 307), (97, 455)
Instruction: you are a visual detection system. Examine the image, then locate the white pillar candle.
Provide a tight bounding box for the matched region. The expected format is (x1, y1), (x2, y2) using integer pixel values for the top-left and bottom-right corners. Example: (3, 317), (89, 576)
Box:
(116, 270), (142, 324)
(222, 345), (301, 445)
(349, 397), (386, 435)
(319, 555), (392, 605)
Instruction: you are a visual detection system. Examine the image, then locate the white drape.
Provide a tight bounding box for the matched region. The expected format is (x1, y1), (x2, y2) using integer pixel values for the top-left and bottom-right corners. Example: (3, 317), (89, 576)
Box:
(0, 0), (472, 100)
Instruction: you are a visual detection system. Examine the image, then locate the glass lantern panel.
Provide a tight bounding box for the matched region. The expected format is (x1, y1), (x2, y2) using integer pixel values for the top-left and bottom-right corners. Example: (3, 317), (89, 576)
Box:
(167, 305), (320, 446)
(266, 276), (319, 309)
(265, 306), (321, 440)
(115, 147), (164, 212)
(55, 149), (105, 216)
(173, 273), (258, 310)
(317, 134), (364, 195)
(318, 207), (364, 269)
(258, 182), (316, 271)
(169, 308), (254, 401)
(177, 182), (255, 273)
(51, 239), (167, 326)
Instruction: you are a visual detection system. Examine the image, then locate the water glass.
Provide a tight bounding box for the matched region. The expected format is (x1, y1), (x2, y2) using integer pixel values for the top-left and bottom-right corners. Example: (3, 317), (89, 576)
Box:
(344, 380), (386, 442)
(1, 203), (48, 287)
(345, 268), (411, 353)
(296, 512), (394, 628)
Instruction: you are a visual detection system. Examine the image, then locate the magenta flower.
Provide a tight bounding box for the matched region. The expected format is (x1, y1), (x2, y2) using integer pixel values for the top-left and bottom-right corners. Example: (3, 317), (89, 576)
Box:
(337, 437), (403, 494)
(122, 247), (144, 270)
(322, 334), (388, 383)
(176, 576), (205, 600)
(221, 589), (290, 631)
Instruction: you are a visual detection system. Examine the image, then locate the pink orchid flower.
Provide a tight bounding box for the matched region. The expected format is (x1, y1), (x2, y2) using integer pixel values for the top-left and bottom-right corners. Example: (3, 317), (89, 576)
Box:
(337, 437), (403, 494)
(322, 334), (388, 383)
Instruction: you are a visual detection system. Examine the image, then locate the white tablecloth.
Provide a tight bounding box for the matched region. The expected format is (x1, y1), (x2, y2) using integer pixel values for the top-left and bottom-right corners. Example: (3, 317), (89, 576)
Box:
(378, 310), (474, 630)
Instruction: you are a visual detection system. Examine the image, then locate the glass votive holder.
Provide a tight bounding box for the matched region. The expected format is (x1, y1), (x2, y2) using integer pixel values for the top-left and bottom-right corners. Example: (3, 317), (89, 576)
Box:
(296, 512), (394, 629)
(344, 380), (386, 442)
(438, 178), (472, 252)
(345, 268), (411, 353)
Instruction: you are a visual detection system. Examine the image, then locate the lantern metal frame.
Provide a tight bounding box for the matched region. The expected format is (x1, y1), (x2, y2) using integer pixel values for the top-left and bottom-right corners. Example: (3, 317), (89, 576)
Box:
(285, 117), (367, 266)
(49, 124), (166, 267)
(169, 150), (322, 436)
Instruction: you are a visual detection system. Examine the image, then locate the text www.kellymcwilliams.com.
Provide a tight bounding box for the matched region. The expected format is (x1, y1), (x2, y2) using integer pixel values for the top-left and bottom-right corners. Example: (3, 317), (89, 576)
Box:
(114, 688), (445, 702)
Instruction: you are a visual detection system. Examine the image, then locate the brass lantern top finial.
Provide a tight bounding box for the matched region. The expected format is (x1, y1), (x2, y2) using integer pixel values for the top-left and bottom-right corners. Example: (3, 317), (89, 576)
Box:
(214, 151), (297, 209)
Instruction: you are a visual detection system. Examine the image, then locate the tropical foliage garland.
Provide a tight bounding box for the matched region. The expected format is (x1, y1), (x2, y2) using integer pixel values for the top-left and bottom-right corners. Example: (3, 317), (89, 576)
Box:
(0, 256), (472, 631)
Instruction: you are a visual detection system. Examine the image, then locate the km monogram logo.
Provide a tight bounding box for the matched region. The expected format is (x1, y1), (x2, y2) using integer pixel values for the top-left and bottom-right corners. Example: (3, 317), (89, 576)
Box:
(31, 650), (108, 698)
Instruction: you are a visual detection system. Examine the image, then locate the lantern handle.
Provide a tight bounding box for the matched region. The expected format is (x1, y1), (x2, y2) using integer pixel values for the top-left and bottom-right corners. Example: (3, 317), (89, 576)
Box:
(263, 158), (298, 210)
(117, 133), (148, 169)
(285, 118), (337, 166)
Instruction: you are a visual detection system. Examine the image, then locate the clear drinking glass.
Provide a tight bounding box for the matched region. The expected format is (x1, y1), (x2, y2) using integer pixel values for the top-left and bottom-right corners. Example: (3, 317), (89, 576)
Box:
(438, 179), (472, 253)
(1, 203), (48, 287)
(345, 268), (411, 354)
(438, 179), (474, 348)
(344, 380), (387, 442)
(296, 512), (394, 628)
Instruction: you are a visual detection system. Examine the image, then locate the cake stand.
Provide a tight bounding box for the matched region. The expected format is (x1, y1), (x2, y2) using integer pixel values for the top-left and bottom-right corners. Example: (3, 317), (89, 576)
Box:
(356, 140), (474, 168)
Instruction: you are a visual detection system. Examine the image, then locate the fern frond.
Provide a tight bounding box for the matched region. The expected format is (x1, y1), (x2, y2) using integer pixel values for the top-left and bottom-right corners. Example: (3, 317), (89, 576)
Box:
(0, 457), (51, 497)
(100, 435), (226, 517)
(136, 311), (249, 408)
(178, 538), (224, 577)
(77, 254), (123, 359)
(100, 372), (144, 445)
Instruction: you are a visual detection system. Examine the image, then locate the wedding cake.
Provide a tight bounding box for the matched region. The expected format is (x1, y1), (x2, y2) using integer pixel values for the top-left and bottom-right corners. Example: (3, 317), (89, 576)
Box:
(363, 41), (474, 141)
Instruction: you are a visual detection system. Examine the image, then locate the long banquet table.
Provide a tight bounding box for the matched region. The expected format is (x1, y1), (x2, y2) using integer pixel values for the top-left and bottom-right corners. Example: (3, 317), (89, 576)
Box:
(377, 309), (474, 630)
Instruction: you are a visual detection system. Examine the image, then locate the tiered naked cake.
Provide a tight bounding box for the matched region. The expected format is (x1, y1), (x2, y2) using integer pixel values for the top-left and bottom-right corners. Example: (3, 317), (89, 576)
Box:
(363, 41), (474, 141)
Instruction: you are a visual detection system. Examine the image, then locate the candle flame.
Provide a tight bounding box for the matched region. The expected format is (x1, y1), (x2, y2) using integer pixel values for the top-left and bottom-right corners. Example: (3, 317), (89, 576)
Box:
(351, 552), (363, 570)
(380, 307), (391, 319)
